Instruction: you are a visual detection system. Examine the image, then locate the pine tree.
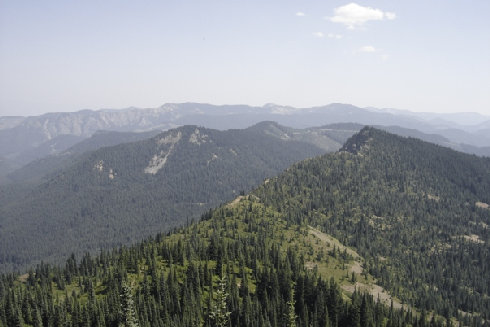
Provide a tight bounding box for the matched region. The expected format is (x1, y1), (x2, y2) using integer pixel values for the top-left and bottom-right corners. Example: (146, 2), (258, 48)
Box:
(287, 286), (297, 327)
(209, 275), (231, 327)
(119, 281), (139, 327)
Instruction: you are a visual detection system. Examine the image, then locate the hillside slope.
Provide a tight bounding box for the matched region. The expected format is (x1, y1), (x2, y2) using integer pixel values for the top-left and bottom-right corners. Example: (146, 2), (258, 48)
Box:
(0, 123), (327, 272)
(4, 129), (161, 184)
(254, 127), (490, 320)
(0, 194), (420, 327)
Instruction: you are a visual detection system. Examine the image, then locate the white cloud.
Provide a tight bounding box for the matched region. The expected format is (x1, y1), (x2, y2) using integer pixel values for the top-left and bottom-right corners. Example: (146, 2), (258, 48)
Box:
(296, 12), (305, 17)
(359, 45), (376, 52)
(328, 3), (396, 29)
(385, 12), (396, 20)
(313, 32), (324, 38)
(327, 33), (343, 39)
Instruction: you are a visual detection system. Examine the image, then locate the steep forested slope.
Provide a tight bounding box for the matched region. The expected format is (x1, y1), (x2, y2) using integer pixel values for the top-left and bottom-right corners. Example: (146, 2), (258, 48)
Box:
(0, 196), (424, 327)
(254, 127), (490, 320)
(0, 123), (327, 272)
(4, 129), (161, 184)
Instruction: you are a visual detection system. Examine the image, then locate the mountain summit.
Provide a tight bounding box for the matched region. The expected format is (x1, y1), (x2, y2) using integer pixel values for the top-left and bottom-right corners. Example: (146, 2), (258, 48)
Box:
(253, 126), (490, 319)
(0, 123), (327, 271)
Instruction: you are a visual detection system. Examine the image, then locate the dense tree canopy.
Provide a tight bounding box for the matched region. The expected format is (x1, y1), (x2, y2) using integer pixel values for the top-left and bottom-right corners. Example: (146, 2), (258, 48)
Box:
(1, 127), (488, 326)
(0, 196), (429, 327)
(254, 127), (490, 322)
(0, 124), (326, 272)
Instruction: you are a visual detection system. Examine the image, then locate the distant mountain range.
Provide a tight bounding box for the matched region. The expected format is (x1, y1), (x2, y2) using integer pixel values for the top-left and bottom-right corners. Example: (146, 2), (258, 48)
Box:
(2, 103), (490, 178)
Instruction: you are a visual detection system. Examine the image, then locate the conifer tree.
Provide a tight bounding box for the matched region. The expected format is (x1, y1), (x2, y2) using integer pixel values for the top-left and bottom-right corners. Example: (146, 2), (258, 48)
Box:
(287, 286), (297, 327)
(209, 275), (231, 327)
(119, 281), (139, 327)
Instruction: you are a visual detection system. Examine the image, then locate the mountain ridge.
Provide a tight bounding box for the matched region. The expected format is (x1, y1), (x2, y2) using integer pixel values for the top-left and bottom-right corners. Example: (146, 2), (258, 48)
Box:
(252, 126), (490, 320)
(0, 127), (488, 325)
(0, 123), (332, 272)
(3, 103), (490, 174)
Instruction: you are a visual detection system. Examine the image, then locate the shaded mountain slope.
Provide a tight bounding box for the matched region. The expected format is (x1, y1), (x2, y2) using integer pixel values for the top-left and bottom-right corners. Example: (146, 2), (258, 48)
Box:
(0, 123), (326, 271)
(5, 129), (161, 184)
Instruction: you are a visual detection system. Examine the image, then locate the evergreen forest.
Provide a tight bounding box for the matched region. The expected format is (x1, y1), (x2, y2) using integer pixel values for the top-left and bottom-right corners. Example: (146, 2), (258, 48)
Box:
(0, 127), (488, 326)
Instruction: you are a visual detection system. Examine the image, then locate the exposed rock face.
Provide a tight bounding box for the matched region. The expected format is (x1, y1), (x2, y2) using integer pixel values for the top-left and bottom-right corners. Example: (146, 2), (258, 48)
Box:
(157, 131), (182, 145)
(94, 160), (104, 172)
(0, 116), (25, 130)
(188, 128), (209, 145)
(0, 106), (179, 164)
(144, 131), (182, 174)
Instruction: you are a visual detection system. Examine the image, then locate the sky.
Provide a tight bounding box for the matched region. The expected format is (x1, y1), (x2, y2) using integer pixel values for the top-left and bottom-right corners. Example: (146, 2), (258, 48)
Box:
(1, 0), (489, 117)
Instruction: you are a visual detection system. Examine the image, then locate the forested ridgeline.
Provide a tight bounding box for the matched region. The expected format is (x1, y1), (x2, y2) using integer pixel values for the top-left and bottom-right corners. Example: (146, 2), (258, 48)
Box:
(0, 123), (331, 272)
(4, 129), (162, 185)
(1, 195), (434, 327)
(253, 127), (490, 322)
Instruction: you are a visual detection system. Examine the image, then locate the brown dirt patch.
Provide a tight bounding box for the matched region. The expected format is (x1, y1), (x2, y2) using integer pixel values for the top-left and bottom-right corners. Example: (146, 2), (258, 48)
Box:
(476, 202), (489, 209)
(342, 282), (405, 309)
(463, 234), (485, 244)
(18, 273), (29, 283)
(350, 261), (363, 274)
(226, 195), (246, 208)
(309, 226), (359, 259)
(427, 194), (440, 201)
(305, 261), (317, 270)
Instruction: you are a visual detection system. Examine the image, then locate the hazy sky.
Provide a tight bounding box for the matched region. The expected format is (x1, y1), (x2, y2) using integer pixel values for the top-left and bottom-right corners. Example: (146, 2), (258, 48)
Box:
(1, 0), (489, 116)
